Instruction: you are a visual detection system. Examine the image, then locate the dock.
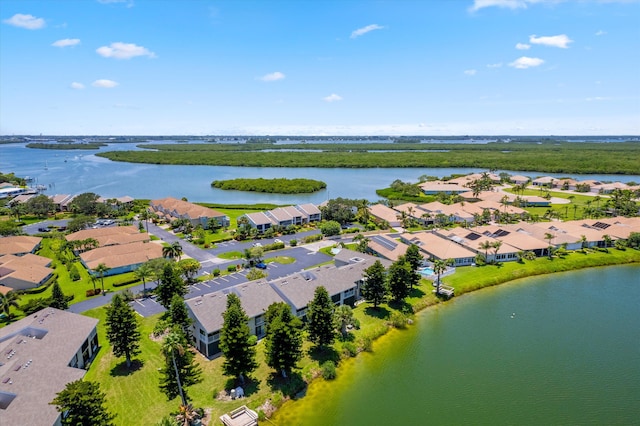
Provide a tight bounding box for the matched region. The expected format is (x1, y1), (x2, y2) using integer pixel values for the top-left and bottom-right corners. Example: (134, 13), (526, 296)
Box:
(435, 285), (455, 298)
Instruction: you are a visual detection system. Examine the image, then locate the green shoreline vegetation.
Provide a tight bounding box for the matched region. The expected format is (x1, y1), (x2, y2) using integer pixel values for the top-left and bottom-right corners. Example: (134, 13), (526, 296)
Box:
(211, 177), (327, 194)
(71, 246), (640, 424)
(96, 141), (640, 174)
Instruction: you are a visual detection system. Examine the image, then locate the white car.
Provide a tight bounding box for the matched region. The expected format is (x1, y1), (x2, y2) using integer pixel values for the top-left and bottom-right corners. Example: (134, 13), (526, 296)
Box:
(274, 239), (283, 244)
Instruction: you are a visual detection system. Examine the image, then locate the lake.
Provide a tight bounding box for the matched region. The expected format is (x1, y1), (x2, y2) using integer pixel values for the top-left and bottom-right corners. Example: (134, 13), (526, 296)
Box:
(2, 142), (639, 204)
(272, 265), (640, 425)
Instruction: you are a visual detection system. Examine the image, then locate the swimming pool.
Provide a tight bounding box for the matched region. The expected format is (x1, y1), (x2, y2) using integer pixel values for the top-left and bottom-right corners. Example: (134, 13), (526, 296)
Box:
(418, 267), (435, 276)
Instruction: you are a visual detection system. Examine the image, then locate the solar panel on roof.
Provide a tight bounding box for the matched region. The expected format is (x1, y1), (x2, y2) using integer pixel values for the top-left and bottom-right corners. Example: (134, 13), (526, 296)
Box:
(465, 233), (481, 241)
(370, 235), (398, 251)
(593, 222), (610, 229)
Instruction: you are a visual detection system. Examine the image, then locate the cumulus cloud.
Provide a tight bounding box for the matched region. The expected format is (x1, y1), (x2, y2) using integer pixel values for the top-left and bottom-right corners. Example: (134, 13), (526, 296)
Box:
(323, 94), (343, 102)
(96, 42), (155, 59)
(52, 38), (80, 48)
(3, 13), (45, 29)
(92, 79), (119, 88)
(464, 69), (477, 76)
(516, 43), (530, 50)
(529, 34), (573, 48)
(70, 82), (85, 90)
(509, 56), (545, 69)
(259, 71), (285, 82)
(351, 24), (384, 39)
(595, 30), (607, 36)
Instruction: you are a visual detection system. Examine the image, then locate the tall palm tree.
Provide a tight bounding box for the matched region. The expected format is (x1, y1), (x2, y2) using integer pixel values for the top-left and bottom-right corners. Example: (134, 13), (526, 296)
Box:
(135, 262), (153, 297)
(432, 258), (454, 295)
(491, 240), (503, 259)
(139, 209), (151, 232)
(163, 331), (188, 406)
(544, 232), (554, 259)
(479, 240), (493, 260)
(0, 291), (21, 322)
(94, 263), (110, 294)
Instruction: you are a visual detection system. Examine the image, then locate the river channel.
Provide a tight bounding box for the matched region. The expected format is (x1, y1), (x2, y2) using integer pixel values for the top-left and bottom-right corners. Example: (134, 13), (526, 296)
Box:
(272, 265), (640, 425)
(2, 142), (639, 204)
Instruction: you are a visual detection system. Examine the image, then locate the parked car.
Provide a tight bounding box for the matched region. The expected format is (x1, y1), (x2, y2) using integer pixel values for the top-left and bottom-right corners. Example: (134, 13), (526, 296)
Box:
(274, 239), (283, 244)
(255, 262), (267, 269)
(253, 242), (263, 247)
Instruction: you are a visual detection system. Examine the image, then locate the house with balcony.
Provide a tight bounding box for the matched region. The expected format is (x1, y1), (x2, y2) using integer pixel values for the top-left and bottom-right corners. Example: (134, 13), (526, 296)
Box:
(149, 197), (230, 229)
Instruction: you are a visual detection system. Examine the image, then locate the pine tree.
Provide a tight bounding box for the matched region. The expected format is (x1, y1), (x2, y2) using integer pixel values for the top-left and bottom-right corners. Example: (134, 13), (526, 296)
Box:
(50, 281), (68, 310)
(105, 294), (141, 368)
(50, 380), (116, 426)
(404, 244), (423, 272)
(156, 263), (187, 309)
(388, 257), (412, 303)
(362, 260), (388, 308)
(264, 302), (303, 378)
(306, 286), (335, 348)
(169, 294), (193, 340)
(219, 293), (257, 384)
(160, 327), (202, 404)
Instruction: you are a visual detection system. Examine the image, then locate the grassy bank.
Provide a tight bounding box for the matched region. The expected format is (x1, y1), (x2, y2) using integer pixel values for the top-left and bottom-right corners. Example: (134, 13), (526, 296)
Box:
(79, 247), (640, 425)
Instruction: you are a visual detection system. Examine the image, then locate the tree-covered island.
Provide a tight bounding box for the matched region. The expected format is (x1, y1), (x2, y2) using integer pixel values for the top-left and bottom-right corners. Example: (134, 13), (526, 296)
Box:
(211, 178), (326, 194)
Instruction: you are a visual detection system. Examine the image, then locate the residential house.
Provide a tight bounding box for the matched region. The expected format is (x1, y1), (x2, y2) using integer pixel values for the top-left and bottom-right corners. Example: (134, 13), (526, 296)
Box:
(49, 194), (76, 212)
(473, 225), (548, 257)
(80, 241), (164, 277)
(436, 227), (520, 263)
(0, 254), (54, 291)
(240, 204), (322, 233)
(366, 234), (410, 261)
(0, 308), (99, 426)
(149, 197), (230, 228)
(510, 175), (530, 185)
(0, 236), (42, 257)
(66, 225), (149, 248)
(368, 204), (402, 228)
(532, 176), (556, 187)
(419, 181), (468, 195)
(400, 231), (477, 267)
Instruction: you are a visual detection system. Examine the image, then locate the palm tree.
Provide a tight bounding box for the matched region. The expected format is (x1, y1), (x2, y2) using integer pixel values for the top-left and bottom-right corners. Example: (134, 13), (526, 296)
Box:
(544, 232), (554, 259)
(135, 262), (154, 297)
(491, 241), (502, 260)
(0, 291), (21, 322)
(603, 234), (612, 249)
(163, 241), (183, 261)
(176, 403), (199, 426)
(139, 209), (151, 232)
(479, 240), (493, 260)
(163, 331), (188, 406)
(94, 263), (110, 294)
(432, 258), (454, 295)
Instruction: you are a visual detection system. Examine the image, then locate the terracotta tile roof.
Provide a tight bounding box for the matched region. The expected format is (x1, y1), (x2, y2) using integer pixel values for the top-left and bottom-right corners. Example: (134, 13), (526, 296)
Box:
(81, 241), (163, 270)
(0, 236), (42, 256)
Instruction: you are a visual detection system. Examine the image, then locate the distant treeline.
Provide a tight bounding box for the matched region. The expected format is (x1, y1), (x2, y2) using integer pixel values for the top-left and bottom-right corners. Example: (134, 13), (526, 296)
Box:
(26, 142), (107, 150)
(96, 141), (640, 174)
(211, 178), (327, 194)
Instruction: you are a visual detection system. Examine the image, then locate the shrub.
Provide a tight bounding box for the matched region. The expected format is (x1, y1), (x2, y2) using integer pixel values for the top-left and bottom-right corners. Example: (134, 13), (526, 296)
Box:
(69, 263), (81, 281)
(212, 268), (221, 277)
(390, 311), (407, 329)
(321, 361), (337, 380)
(227, 265), (237, 272)
(303, 234), (323, 244)
(358, 335), (374, 352)
(289, 239), (298, 247)
(21, 297), (51, 315)
(341, 342), (358, 358)
(248, 335), (258, 346)
(113, 277), (139, 287)
(120, 288), (135, 302)
(86, 289), (101, 297)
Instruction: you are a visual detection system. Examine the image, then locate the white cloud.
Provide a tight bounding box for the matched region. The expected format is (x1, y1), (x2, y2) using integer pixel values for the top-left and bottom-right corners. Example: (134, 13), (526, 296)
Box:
(595, 30), (607, 36)
(70, 82), (85, 90)
(323, 94), (343, 102)
(529, 34), (573, 48)
(469, 0), (527, 12)
(96, 42), (155, 59)
(516, 43), (530, 50)
(52, 38), (80, 48)
(92, 79), (119, 88)
(487, 62), (503, 68)
(509, 56), (545, 69)
(3, 13), (45, 29)
(259, 72), (286, 82)
(351, 24), (384, 39)
(464, 69), (477, 76)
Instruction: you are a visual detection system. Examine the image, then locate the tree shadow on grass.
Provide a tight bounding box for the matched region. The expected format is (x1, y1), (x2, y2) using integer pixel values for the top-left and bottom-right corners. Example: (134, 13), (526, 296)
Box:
(110, 359), (144, 377)
(223, 376), (260, 397)
(388, 299), (413, 314)
(364, 306), (390, 320)
(409, 287), (426, 298)
(267, 371), (307, 399)
(307, 345), (340, 365)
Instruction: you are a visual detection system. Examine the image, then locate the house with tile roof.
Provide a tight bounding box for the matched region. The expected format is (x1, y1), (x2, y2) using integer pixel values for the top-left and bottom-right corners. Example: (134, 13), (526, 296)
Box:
(80, 241), (163, 277)
(0, 254), (54, 291)
(150, 197), (230, 228)
(400, 231), (477, 267)
(0, 236), (42, 257)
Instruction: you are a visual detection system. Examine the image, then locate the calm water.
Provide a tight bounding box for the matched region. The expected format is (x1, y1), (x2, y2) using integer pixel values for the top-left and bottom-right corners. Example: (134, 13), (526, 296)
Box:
(1, 143), (639, 204)
(273, 265), (640, 425)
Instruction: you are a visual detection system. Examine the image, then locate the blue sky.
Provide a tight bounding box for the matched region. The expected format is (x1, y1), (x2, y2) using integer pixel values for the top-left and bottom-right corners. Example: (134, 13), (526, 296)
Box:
(1, 0), (639, 136)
